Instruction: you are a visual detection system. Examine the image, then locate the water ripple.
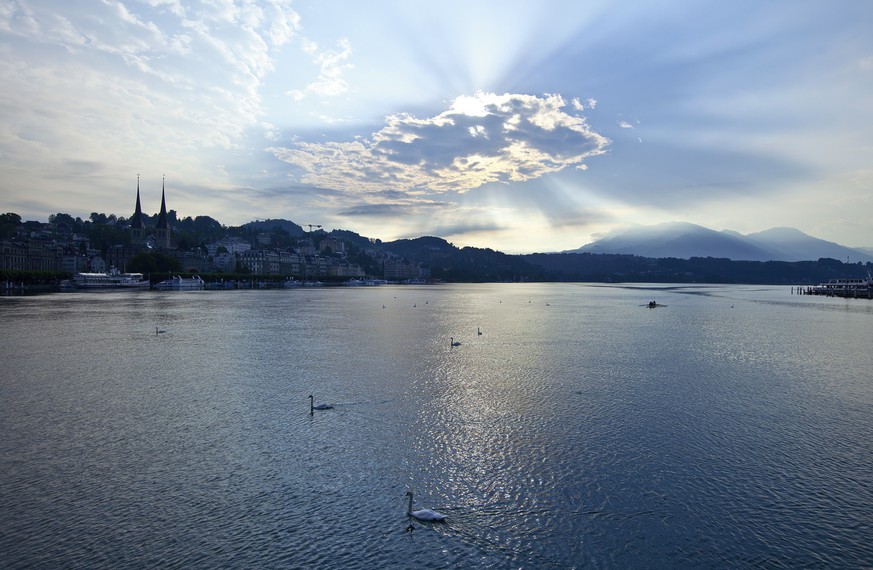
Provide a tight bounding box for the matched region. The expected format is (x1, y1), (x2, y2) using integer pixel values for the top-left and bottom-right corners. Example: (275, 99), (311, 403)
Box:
(2, 285), (872, 568)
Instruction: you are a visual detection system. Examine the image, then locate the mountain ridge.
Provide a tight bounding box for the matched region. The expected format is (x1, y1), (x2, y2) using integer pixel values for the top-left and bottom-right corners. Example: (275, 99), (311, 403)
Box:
(570, 222), (873, 263)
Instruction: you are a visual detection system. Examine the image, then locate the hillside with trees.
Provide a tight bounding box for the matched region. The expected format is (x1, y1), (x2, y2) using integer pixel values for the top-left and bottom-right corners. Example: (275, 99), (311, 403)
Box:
(3, 211), (871, 286)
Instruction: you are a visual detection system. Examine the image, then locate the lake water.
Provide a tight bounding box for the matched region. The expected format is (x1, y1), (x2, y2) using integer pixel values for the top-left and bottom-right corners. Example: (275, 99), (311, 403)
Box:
(1, 283), (872, 568)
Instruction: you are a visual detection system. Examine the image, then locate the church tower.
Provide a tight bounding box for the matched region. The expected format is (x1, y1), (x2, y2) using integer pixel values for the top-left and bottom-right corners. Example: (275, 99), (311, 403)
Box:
(130, 174), (145, 246)
(154, 175), (172, 249)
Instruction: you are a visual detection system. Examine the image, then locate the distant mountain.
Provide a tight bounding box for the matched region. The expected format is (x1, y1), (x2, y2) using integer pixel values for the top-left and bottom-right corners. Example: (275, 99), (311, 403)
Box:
(742, 227), (868, 262)
(572, 222), (873, 263)
(573, 222), (770, 260)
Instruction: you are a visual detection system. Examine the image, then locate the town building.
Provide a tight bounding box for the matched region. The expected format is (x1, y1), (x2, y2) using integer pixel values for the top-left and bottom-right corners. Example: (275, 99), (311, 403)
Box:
(205, 237), (251, 257)
(1, 239), (62, 271)
(383, 258), (431, 281)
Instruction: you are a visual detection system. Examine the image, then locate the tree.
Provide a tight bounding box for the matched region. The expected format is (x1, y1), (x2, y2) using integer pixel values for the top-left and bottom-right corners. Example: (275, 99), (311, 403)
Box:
(0, 212), (21, 238)
(1, 212), (21, 225)
(86, 223), (128, 255)
(49, 213), (78, 233)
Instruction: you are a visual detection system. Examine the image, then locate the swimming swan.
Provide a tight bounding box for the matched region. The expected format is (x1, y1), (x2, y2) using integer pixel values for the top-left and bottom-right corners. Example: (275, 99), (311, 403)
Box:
(405, 491), (447, 522)
(309, 395), (334, 414)
(450, 337), (461, 347)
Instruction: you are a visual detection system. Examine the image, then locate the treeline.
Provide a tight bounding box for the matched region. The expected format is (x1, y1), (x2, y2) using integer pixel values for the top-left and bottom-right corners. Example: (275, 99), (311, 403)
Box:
(521, 253), (871, 284)
(375, 240), (872, 284)
(1, 269), (70, 284)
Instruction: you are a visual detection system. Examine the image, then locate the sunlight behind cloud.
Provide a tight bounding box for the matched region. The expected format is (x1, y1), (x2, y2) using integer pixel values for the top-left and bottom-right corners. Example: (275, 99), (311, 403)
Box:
(269, 92), (609, 197)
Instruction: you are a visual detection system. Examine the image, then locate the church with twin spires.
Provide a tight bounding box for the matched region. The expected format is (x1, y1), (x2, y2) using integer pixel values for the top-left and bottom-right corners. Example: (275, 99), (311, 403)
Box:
(130, 174), (173, 250)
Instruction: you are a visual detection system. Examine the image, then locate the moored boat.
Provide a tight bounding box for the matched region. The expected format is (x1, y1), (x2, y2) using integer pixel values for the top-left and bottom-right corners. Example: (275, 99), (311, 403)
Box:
(153, 275), (205, 290)
(71, 270), (150, 289)
(806, 271), (873, 298)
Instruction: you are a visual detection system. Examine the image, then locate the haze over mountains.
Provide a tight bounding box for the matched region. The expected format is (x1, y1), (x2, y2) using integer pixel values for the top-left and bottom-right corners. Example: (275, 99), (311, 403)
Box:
(570, 222), (873, 263)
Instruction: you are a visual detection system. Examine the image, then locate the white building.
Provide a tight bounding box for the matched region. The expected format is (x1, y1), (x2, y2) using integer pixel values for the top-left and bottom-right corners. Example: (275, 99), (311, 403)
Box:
(206, 237), (252, 257)
(211, 252), (237, 273)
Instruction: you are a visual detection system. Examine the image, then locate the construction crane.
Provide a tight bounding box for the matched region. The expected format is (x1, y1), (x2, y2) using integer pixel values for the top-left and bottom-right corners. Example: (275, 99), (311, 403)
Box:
(307, 224), (322, 234)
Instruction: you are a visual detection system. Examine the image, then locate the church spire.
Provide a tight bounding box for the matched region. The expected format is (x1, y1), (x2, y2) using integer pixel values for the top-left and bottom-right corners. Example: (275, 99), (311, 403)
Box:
(156, 174), (168, 230)
(130, 174), (145, 246)
(131, 174), (144, 229)
(153, 174), (172, 249)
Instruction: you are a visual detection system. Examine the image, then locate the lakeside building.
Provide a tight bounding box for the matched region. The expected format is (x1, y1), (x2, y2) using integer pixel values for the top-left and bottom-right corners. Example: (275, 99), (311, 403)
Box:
(211, 251), (237, 273)
(205, 237), (251, 257)
(1, 240), (62, 271)
(319, 238), (345, 255)
(382, 258), (431, 281)
(328, 260), (365, 278)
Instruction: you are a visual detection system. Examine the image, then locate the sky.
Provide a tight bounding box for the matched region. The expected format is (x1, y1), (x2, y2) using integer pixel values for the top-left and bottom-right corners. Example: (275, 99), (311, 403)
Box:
(1, 0), (872, 254)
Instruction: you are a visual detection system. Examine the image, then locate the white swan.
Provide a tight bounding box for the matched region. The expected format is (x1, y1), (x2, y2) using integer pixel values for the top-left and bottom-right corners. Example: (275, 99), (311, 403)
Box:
(450, 337), (461, 347)
(405, 491), (447, 522)
(309, 395), (334, 414)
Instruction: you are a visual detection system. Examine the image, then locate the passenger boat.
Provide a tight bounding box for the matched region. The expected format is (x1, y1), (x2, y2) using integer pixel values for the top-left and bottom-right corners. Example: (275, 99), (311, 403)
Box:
(71, 270), (150, 289)
(153, 275), (205, 290)
(808, 273), (873, 298)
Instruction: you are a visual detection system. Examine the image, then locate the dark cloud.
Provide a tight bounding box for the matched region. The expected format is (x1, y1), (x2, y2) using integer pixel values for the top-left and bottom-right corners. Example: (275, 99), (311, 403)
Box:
(338, 204), (415, 217)
(423, 221), (506, 239)
(338, 199), (451, 218)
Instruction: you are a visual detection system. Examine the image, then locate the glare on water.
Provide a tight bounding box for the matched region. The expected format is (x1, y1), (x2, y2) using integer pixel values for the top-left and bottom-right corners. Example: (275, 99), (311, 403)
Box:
(1, 283), (872, 568)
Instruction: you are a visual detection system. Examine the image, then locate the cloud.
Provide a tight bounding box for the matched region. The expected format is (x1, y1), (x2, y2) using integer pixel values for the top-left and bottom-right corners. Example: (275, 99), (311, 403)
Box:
(0, 0), (306, 221)
(0, 0), (302, 158)
(424, 220), (506, 239)
(285, 37), (353, 101)
(572, 97), (597, 111)
(269, 91), (608, 196)
(338, 201), (446, 218)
